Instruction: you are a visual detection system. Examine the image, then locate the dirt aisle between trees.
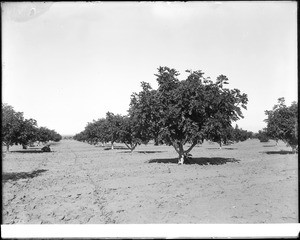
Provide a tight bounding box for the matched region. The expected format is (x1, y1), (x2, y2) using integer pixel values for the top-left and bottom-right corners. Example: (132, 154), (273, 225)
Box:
(3, 140), (117, 223)
(2, 139), (298, 223)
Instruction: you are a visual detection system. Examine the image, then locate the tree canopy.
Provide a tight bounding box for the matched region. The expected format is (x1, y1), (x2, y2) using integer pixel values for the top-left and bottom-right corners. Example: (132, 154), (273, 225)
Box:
(129, 67), (248, 163)
(36, 127), (62, 143)
(256, 129), (270, 143)
(18, 118), (38, 149)
(2, 103), (62, 151)
(264, 98), (298, 151)
(74, 66), (249, 162)
(2, 104), (25, 150)
(73, 112), (149, 151)
(129, 82), (163, 146)
(104, 112), (123, 149)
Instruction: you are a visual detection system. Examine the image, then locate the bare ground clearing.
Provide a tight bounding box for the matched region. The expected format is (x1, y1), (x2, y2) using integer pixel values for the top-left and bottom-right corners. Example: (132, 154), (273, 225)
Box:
(2, 139), (298, 223)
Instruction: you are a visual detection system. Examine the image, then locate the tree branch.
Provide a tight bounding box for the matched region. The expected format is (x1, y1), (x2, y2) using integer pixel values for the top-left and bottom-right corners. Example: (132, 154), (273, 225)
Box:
(124, 143), (130, 150)
(131, 143), (138, 152)
(184, 141), (198, 154)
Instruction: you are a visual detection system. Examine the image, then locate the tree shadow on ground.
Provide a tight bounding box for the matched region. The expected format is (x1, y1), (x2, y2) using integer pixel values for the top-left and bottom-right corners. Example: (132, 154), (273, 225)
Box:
(2, 169), (48, 182)
(263, 145), (277, 147)
(9, 150), (53, 153)
(207, 148), (237, 150)
(118, 150), (165, 154)
(262, 150), (296, 155)
(137, 151), (165, 154)
(104, 146), (128, 150)
(148, 157), (240, 165)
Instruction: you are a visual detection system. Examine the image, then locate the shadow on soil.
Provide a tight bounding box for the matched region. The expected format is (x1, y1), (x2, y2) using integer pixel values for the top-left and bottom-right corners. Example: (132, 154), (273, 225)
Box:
(263, 145), (277, 147)
(137, 151), (165, 154)
(2, 169), (48, 182)
(262, 150), (296, 155)
(103, 146), (128, 150)
(207, 148), (237, 150)
(119, 150), (165, 154)
(148, 157), (240, 165)
(9, 150), (53, 153)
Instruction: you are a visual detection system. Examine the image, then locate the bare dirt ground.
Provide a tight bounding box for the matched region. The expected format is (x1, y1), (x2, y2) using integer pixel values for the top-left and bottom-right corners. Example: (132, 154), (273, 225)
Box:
(2, 139), (298, 224)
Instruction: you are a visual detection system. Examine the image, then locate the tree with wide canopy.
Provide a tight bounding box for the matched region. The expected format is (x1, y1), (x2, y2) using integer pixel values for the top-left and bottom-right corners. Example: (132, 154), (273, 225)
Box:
(264, 98), (298, 152)
(130, 67), (248, 164)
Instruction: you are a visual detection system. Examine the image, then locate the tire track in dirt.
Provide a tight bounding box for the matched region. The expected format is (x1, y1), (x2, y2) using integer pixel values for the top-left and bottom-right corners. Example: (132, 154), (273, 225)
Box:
(65, 142), (116, 223)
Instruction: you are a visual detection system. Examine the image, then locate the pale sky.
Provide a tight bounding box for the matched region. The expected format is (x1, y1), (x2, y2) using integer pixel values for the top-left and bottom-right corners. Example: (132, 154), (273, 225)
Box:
(2, 2), (297, 135)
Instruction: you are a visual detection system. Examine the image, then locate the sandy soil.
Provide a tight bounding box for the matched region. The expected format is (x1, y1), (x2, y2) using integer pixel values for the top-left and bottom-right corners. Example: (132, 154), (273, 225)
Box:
(2, 139), (298, 224)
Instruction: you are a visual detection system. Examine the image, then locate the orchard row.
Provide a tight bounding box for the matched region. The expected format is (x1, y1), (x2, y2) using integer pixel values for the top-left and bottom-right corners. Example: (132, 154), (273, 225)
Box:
(2, 104), (62, 151)
(74, 67), (297, 163)
(75, 66), (252, 164)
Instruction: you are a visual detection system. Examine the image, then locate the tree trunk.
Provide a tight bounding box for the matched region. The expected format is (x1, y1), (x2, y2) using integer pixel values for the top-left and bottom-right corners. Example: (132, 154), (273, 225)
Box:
(154, 137), (159, 146)
(173, 141), (197, 165)
(219, 142), (222, 149)
(178, 143), (185, 164)
(6, 144), (10, 152)
(174, 143), (187, 165)
(111, 142), (114, 150)
(130, 143), (137, 153)
(125, 143), (137, 153)
(22, 144), (28, 149)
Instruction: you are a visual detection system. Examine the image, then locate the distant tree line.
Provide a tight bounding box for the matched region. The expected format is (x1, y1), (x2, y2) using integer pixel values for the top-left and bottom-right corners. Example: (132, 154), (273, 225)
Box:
(62, 136), (74, 140)
(208, 124), (254, 148)
(2, 103), (62, 151)
(74, 116), (253, 151)
(75, 66), (250, 164)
